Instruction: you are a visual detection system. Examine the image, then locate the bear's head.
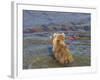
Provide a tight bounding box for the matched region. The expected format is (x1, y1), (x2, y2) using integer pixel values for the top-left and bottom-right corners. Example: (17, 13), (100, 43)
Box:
(53, 33), (65, 41)
(52, 33), (65, 49)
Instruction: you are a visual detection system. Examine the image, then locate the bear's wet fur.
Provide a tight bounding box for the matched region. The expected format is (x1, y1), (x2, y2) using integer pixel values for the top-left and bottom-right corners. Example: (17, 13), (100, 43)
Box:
(52, 33), (74, 64)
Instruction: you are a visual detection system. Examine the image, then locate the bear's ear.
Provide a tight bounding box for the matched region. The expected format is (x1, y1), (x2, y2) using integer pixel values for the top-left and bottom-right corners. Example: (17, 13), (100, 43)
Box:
(62, 33), (65, 37)
(53, 33), (57, 37)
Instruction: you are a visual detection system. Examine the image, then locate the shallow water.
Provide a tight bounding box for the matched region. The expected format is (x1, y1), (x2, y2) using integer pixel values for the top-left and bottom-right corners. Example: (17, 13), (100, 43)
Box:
(24, 38), (90, 56)
(23, 32), (91, 69)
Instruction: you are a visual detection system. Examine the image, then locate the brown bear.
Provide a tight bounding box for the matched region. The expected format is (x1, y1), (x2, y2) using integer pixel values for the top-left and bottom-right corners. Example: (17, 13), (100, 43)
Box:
(52, 33), (74, 64)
